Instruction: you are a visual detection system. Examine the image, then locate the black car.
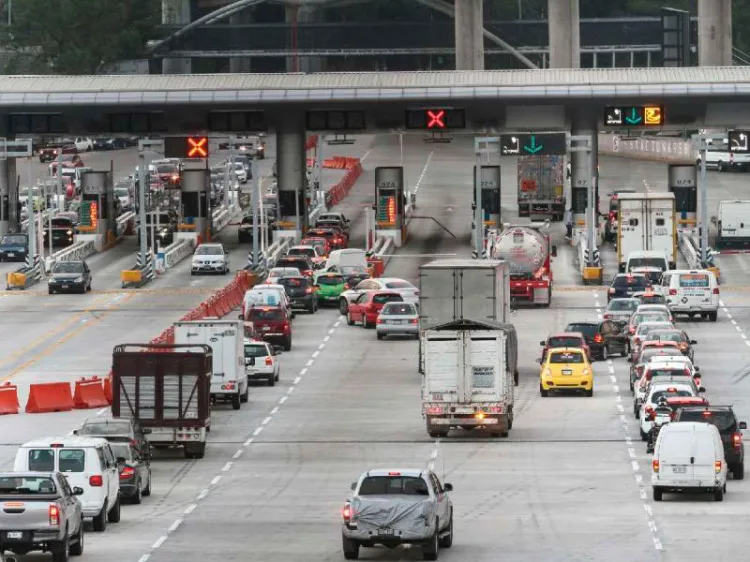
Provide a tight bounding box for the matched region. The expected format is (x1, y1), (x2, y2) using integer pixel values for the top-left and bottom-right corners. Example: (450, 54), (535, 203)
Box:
(74, 417), (151, 457)
(43, 217), (76, 248)
(47, 260), (92, 294)
(673, 405), (747, 479)
(565, 320), (630, 361)
(0, 233), (28, 261)
(143, 211), (178, 248)
(279, 275), (318, 313)
(275, 255), (314, 278)
(238, 215), (274, 244)
(608, 273), (651, 301)
(109, 440), (152, 503)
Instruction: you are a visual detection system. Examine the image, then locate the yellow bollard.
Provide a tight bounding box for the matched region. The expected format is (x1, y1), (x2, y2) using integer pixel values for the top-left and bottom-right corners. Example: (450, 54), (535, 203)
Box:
(6, 271), (27, 289)
(120, 269), (143, 285)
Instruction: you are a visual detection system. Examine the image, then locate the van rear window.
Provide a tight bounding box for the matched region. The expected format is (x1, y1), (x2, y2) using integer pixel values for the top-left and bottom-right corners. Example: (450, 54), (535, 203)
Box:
(248, 308), (284, 321)
(28, 449), (55, 471)
(59, 450), (86, 472)
(679, 274), (709, 288)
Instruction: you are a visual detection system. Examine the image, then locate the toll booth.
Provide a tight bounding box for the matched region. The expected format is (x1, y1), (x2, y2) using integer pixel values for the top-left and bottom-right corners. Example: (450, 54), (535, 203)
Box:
(474, 165), (501, 228)
(374, 167), (405, 247)
(79, 171), (115, 250)
(668, 164), (697, 228)
(179, 169), (210, 244)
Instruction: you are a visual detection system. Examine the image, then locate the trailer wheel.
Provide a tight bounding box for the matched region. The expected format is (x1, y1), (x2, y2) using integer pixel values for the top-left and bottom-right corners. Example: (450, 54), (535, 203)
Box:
(232, 392), (241, 410)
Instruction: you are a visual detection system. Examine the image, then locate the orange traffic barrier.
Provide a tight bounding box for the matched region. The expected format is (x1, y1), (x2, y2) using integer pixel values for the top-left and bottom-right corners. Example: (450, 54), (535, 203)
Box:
(305, 135), (318, 151)
(74, 376), (109, 409)
(26, 382), (74, 414)
(368, 257), (385, 278)
(0, 382), (19, 415)
(103, 376), (113, 405)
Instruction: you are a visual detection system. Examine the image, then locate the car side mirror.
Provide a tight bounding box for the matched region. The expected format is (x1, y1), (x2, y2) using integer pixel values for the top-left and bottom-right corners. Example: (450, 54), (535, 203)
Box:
(539, 341), (546, 346)
(741, 422), (748, 430)
(73, 487), (84, 496)
(699, 386), (706, 393)
(550, 245), (557, 257)
(690, 340), (697, 344)
(142, 428), (152, 435)
(72, 429), (79, 435)
(535, 358), (542, 364)
(238, 314), (244, 320)
(694, 366), (700, 372)
(627, 357), (633, 362)
(350, 482), (356, 491)
(443, 483), (453, 492)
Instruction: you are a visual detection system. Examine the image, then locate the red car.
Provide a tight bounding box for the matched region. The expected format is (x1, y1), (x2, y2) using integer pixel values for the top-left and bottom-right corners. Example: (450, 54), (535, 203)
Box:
(308, 227), (346, 250)
(540, 332), (591, 361)
(346, 290), (403, 328)
(300, 236), (331, 257)
(244, 305), (292, 351)
(49, 154), (83, 173)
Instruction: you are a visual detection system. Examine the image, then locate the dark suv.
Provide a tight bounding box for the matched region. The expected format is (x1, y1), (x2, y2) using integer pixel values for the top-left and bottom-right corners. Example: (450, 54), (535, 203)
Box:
(608, 273), (651, 301)
(279, 275), (318, 313)
(673, 405), (747, 479)
(564, 320), (630, 361)
(245, 305), (292, 351)
(276, 255), (314, 278)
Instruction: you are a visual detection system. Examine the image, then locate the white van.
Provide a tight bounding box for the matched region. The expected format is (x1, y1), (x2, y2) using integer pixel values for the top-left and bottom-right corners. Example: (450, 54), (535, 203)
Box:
(14, 437), (121, 531)
(324, 249), (368, 272)
(716, 200), (750, 248)
(626, 250), (669, 284)
(658, 269), (719, 321)
(652, 422), (727, 501)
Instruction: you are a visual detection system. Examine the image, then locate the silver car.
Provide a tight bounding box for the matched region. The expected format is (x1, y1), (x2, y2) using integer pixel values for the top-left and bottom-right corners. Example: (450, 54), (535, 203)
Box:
(376, 302), (419, 340)
(604, 297), (640, 322)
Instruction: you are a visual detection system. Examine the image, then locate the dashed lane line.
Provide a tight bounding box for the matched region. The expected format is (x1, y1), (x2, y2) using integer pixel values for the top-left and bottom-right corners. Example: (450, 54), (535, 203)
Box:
(412, 151), (434, 196)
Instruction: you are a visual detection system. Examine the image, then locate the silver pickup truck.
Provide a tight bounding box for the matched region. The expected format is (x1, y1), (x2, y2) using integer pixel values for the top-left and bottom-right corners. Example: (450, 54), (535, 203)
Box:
(341, 468), (454, 561)
(0, 472), (84, 562)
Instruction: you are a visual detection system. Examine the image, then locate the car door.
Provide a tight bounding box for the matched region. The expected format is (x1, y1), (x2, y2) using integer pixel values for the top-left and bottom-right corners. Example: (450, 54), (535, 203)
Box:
(350, 293), (368, 322)
(101, 444), (119, 505)
(429, 473), (449, 527)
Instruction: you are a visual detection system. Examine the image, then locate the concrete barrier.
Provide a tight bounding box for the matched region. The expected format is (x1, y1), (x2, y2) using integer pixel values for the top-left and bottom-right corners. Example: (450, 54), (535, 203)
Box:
(45, 239), (97, 273)
(599, 133), (694, 164)
(212, 204), (235, 233)
(21, 210), (52, 232)
(164, 238), (196, 270)
(116, 211), (136, 236)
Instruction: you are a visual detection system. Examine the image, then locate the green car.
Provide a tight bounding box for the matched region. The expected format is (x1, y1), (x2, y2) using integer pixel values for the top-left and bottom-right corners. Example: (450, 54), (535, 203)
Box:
(314, 272), (347, 304)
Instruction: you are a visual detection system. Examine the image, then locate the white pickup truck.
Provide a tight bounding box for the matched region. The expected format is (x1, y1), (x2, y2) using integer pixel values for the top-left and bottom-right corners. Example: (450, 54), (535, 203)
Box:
(696, 148), (750, 172)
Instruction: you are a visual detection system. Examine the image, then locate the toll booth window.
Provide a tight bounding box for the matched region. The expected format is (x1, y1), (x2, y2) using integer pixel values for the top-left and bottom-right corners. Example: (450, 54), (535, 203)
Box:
(182, 192), (199, 218)
(673, 187), (697, 213)
(572, 189), (587, 213)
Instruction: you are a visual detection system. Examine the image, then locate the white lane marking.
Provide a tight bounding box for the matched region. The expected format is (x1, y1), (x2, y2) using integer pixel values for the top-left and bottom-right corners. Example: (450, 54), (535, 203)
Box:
(312, 350), (320, 358)
(271, 406), (279, 415)
(741, 333), (747, 340)
(413, 151), (434, 195)
(222, 462), (233, 472)
(306, 359), (314, 366)
(294, 376), (302, 384)
(197, 489), (209, 501)
(210, 476), (222, 486)
(324, 335), (331, 342)
(628, 448), (636, 459)
(138, 556), (151, 562)
(596, 308), (602, 314)
(183, 504), (197, 515)
(253, 426), (264, 436)
(613, 385), (620, 393)
(287, 386), (295, 394)
(152, 536), (167, 549)
(233, 450), (243, 459)
(318, 343), (325, 350)
(610, 375), (617, 383)
(328, 329), (335, 335)
(300, 368), (308, 376)
(96, 407), (108, 415)
(731, 319), (737, 325)
(262, 416), (272, 425)
(617, 404), (624, 413)
(360, 149), (372, 162)
(279, 396), (288, 404)
(746, 340), (750, 347)
(168, 519), (182, 533)
(243, 437), (254, 447)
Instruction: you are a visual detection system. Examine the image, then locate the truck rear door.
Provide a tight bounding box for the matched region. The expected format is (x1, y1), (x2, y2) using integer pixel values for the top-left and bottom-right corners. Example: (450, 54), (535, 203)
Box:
(466, 332), (506, 405)
(458, 267), (499, 325)
(424, 332), (460, 403)
(648, 199), (675, 263)
(619, 199), (645, 265)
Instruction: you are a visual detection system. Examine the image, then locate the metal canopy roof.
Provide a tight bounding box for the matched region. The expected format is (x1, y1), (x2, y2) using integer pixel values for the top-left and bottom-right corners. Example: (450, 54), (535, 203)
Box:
(0, 67), (748, 106)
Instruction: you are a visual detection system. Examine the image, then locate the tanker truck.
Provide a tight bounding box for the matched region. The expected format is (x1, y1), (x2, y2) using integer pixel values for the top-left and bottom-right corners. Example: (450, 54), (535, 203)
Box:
(490, 222), (556, 307)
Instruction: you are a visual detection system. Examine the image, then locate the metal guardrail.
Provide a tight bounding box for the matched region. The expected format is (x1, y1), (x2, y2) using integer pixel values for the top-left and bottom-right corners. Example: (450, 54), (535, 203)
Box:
(164, 238), (196, 269)
(116, 211), (136, 235)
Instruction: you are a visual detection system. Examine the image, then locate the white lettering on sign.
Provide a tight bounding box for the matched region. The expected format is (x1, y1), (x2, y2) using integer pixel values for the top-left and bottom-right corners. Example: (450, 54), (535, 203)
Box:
(472, 366), (495, 389)
(377, 181), (398, 188)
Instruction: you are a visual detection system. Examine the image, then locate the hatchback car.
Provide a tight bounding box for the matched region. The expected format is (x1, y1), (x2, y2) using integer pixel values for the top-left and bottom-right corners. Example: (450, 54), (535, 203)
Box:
(376, 302), (419, 340)
(245, 305), (292, 351)
(539, 332), (591, 362)
(48, 260), (92, 294)
(0, 233), (28, 261)
(339, 277), (419, 314)
(564, 320), (630, 360)
(243, 338), (281, 386)
(347, 291), (404, 328)
(74, 417), (151, 458)
(633, 291), (667, 305)
(275, 255), (314, 278)
(603, 298), (640, 323)
(266, 267), (302, 285)
(608, 273), (651, 301)
(108, 440), (152, 504)
(646, 329), (697, 362)
(192, 243), (230, 275)
(43, 216), (76, 248)
(313, 272), (347, 305)
(538, 348), (593, 397)
(279, 275), (318, 313)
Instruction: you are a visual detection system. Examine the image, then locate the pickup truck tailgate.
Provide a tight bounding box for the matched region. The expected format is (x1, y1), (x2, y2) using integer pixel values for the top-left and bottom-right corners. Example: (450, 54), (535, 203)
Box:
(351, 496), (433, 534)
(1, 497), (56, 530)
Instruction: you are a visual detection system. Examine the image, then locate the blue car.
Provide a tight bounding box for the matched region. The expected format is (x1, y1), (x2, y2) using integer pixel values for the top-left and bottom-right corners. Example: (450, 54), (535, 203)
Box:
(0, 233), (28, 262)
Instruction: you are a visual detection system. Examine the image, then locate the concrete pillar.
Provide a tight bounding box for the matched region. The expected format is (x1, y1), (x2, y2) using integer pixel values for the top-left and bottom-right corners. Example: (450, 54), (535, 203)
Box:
(276, 113), (307, 240)
(570, 125), (598, 229)
(162, 0), (192, 74)
(548, 0), (580, 68)
(698, 0), (732, 66)
(454, 0), (484, 70)
(0, 159), (9, 237)
(285, 4), (322, 73)
(229, 9), (252, 73)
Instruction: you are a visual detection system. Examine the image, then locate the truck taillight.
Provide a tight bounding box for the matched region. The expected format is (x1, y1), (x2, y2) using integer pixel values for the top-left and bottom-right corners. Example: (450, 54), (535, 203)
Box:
(733, 433), (743, 449)
(410, 318), (418, 324)
(713, 287), (720, 295)
(669, 289), (677, 296)
(89, 475), (103, 487)
(342, 503), (352, 522)
(715, 460), (722, 473)
(49, 504), (60, 525)
(652, 460), (659, 473)
(265, 356), (273, 366)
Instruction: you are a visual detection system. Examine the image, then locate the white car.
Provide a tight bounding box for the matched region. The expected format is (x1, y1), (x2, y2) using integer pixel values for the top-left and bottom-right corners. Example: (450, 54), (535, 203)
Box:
(230, 162), (248, 183)
(246, 284), (292, 314)
(243, 338), (281, 386)
(287, 245), (325, 267)
(338, 277), (420, 314)
(635, 304), (673, 322)
(631, 321), (674, 358)
(634, 361), (701, 419)
(191, 243), (230, 275)
(74, 137), (94, 152)
(639, 382), (697, 439)
(267, 267), (302, 284)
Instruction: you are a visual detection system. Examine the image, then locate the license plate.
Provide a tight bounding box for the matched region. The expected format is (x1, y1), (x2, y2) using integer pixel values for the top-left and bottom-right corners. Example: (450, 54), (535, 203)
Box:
(262, 327), (270, 331)
(672, 466), (687, 474)
(391, 320), (403, 325)
(7, 253), (14, 257)
(562, 369), (573, 375)
(61, 285), (69, 289)
(6, 531), (23, 539)
(378, 529), (395, 536)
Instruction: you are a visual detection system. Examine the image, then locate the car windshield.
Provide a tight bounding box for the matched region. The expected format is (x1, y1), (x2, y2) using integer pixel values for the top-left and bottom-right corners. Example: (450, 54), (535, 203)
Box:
(651, 389), (693, 402)
(549, 351), (584, 363)
(628, 258), (667, 270)
(649, 331), (685, 343)
(109, 443), (133, 461)
(248, 308), (284, 321)
(373, 294), (403, 305)
(1, 235), (26, 245)
(0, 476), (57, 495)
(317, 275), (344, 286)
(156, 165), (176, 174)
(358, 476), (429, 496)
(52, 262), (83, 274)
(244, 344), (269, 358)
(195, 246), (222, 256)
(608, 299), (638, 311)
(385, 281), (414, 289)
(289, 248), (315, 257)
(548, 336), (584, 347)
(677, 410), (737, 432)
(565, 323), (598, 337)
(381, 303), (416, 315)
(613, 276), (649, 289)
(79, 421), (130, 435)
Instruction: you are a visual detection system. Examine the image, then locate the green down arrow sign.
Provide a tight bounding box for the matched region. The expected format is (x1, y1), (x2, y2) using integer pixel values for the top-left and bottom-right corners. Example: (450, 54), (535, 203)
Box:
(624, 107), (642, 125)
(523, 135), (543, 154)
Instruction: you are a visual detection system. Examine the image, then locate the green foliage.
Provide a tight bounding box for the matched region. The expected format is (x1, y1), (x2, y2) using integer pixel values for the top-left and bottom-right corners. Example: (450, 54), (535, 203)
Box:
(1, 0), (160, 74)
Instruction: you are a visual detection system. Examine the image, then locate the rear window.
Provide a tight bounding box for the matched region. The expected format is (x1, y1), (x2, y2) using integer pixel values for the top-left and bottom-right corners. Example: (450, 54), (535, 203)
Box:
(244, 344), (269, 358)
(278, 259), (308, 270)
(608, 300), (638, 311)
(648, 369), (687, 378)
(649, 331), (685, 343)
(28, 450), (55, 471)
(613, 276), (649, 288)
(651, 389), (693, 402)
(109, 443), (133, 461)
(289, 248), (315, 257)
(639, 294), (666, 304)
(381, 303), (416, 315)
(565, 324), (598, 337)
(548, 336), (584, 348)
(373, 294), (403, 305)
(318, 275), (344, 285)
(677, 410), (736, 432)
(0, 476), (57, 495)
(385, 281), (413, 289)
(358, 476), (429, 496)
(79, 421), (131, 436)
(59, 450), (86, 472)
(280, 277), (305, 287)
(248, 308), (284, 321)
(549, 351), (584, 363)
(634, 312), (669, 324)
(679, 273), (710, 288)
(628, 258), (667, 270)
(641, 349), (682, 361)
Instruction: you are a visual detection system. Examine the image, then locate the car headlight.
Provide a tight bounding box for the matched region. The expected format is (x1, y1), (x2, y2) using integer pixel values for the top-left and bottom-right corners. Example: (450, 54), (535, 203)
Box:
(74, 277), (83, 283)
(48, 278), (55, 284)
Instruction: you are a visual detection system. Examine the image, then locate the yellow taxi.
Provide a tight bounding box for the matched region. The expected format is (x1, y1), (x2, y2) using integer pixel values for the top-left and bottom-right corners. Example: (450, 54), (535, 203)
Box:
(538, 347), (593, 397)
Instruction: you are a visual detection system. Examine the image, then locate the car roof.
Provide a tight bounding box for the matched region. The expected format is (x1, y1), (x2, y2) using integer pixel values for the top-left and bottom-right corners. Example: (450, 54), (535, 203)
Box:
(363, 468), (426, 478)
(243, 338), (269, 346)
(567, 321), (599, 326)
(678, 405), (733, 412)
(548, 332), (585, 338)
(20, 436), (110, 448)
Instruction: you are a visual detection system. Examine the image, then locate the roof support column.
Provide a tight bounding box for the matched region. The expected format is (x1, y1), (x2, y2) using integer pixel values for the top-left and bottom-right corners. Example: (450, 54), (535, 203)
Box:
(276, 112), (307, 241)
(548, 0), (580, 68)
(454, 0), (484, 70)
(285, 4), (322, 73)
(229, 9), (252, 73)
(161, 0), (192, 74)
(698, 0), (732, 66)
(0, 155), (17, 237)
(570, 122), (599, 263)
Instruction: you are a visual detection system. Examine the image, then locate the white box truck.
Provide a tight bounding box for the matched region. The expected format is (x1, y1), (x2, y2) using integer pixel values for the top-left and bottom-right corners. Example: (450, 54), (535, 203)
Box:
(421, 321), (517, 438)
(617, 192), (677, 273)
(173, 319), (248, 410)
(716, 200), (750, 248)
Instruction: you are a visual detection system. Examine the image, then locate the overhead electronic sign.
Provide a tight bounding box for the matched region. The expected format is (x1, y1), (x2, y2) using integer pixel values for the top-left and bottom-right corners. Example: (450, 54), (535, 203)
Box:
(604, 106), (664, 127)
(306, 110), (366, 131)
(208, 111), (267, 132)
(164, 136), (209, 159)
(499, 133), (567, 156)
(728, 130), (750, 153)
(405, 108), (466, 130)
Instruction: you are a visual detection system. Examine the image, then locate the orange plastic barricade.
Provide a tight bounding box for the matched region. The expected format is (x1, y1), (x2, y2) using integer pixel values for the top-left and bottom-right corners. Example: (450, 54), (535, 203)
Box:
(0, 382), (19, 415)
(103, 376), (113, 405)
(368, 258), (385, 278)
(26, 382), (74, 414)
(74, 377), (109, 409)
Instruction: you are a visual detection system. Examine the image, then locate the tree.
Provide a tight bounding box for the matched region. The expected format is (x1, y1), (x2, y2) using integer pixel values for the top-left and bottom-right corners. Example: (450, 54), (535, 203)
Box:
(1, 0), (160, 74)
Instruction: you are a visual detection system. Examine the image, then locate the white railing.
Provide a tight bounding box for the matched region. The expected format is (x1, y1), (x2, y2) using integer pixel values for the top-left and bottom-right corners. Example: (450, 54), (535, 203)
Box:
(264, 238), (291, 269)
(116, 211), (136, 235)
(575, 234), (587, 277)
(212, 204), (234, 233)
(679, 231), (701, 270)
(21, 210), (53, 231)
(44, 240), (97, 273)
(164, 238), (196, 269)
(309, 201), (326, 225)
(374, 236), (395, 268)
(371, 236), (387, 256)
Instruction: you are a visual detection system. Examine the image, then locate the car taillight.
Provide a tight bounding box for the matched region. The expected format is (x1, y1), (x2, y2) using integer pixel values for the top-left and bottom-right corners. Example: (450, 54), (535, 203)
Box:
(342, 504), (352, 522)
(376, 318), (383, 324)
(49, 504), (60, 525)
(733, 433), (743, 449)
(636, 365), (644, 375)
(634, 337), (641, 345)
(305, 287), (313, 294)
(594, 334), (603, 343)
(120, 467), (135, 480)
(608, 288), (615, 294)
(265, 356), (273, 366)
(645, 406), (654, 416)
(283, 322), (290, 333)
(609, 211), (616, 221)
(669, 289), (677, 296)
(629, 326), (635, 334)
(344, 284), (350, 289)
(715, 460), (722, 473)
(652, 460), (659, 473)
(603, 313), (611, 319)
(89, 475), (103, 487)
(410, 318), (418, 324)
(713, 287), (720, 295)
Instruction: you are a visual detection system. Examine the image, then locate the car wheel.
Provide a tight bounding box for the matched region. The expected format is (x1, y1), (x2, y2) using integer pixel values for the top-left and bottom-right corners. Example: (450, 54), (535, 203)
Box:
(69, 518), (84, 556)
(622, 342), (629, 357)
(108, 495), (121, 523)
(49, 289), (55, 295)
(422, 522), (439, 561)
(438, 511), (453, 548)
(92, 502), (107, 531)
(339, 298), (349, 315)
(132, 481), (142, 505)
(652, 488), (663, 502)
(275, 370), (280, 382)
(240, 386), (249, 403)
(52, 531), (70, 562)
(347, 312), (354, 326)
(284, 338), (292, 352)
(709, 311), (718, 322)
(733, 462), (745, 480)
(376, 332), (384, 340)
(714, 486), (724, 501)
(540, 384), (548, 397)
(342, 534), (360, 560)
(600, 346), (608, 361)
(143, 474), (151, 497)
(585, 389), (593, 397)
(268, 374), (275, 387)
(639, 428), (648, 441)
(231, 392), (241, 410)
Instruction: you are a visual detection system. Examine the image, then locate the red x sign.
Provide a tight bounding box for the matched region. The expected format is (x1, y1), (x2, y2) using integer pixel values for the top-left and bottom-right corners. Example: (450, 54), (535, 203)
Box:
(426, 110), (445, 129)
(187, 136), (209, 158)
